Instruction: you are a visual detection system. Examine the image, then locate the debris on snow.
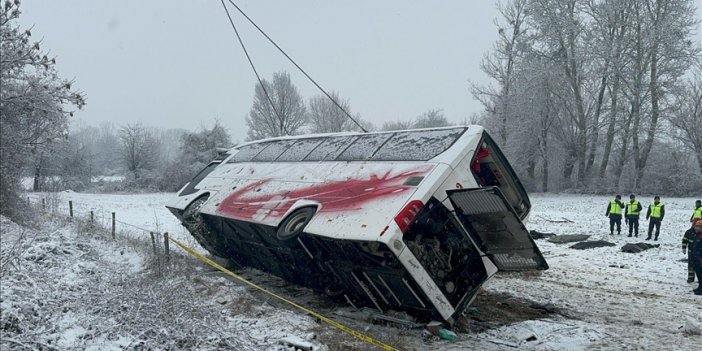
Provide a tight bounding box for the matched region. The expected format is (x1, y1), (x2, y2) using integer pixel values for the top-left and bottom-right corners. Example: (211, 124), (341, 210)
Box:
(529, 230), (557, 240)
(278, 335), (320, 351)
(620, 243), (660, 253)
(569, 240), (616, 250)
(682, 317), (701, 336)
(547, 234), (591, 244)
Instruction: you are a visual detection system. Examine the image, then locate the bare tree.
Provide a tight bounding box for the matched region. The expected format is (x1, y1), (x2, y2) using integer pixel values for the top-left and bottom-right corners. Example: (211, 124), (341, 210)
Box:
(245, 71), (307, 140)
(413, 109), (450, 128)
(591, 0), (634, 179)
(381, 109), (450, 131)
(180, 120), (231, 164)
(472, 0), (530, 146)
(380, 120), (413, 131)
(667, 71), (702, 176)
(308, 91), (361, 133)
(119, 123), (158, 179)
(0, 2), (85, 216)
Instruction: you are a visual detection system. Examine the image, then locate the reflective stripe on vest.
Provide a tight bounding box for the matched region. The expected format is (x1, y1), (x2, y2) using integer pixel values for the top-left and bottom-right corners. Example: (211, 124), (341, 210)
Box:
(609, 200), (622, 215)
(627, 201), (640, 216)
(650, 203), (663, 218)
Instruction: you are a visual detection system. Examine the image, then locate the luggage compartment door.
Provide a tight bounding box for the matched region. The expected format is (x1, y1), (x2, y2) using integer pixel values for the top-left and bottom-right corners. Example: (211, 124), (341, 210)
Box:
(447, 187), (548, 271)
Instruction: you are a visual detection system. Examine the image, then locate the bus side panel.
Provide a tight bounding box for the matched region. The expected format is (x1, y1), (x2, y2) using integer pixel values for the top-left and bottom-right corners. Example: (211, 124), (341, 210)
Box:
(200, 162), (436, 241)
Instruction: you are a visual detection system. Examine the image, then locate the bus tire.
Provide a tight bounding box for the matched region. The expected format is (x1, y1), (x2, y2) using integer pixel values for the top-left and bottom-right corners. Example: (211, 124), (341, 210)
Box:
(182, 195), (219, 254)
(277, 207), (316, 242)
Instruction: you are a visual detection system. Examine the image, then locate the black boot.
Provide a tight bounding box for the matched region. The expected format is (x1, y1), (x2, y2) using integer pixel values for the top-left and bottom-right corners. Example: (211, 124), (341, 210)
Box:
(628, 234), (632, 237)
(645, 236), (651, 240)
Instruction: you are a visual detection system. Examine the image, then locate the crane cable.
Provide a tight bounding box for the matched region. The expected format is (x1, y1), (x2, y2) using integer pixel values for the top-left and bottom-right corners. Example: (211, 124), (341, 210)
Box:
(219, 0), (286, 134)
(220, 0), (368, 133)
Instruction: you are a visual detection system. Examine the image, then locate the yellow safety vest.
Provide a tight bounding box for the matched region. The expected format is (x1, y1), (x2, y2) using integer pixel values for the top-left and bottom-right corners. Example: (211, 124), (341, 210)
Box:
(626, 201), (640, 216)
(693, 207), (702, 219)
(649, 202), (663, 218)
(609, 200), (622, 215)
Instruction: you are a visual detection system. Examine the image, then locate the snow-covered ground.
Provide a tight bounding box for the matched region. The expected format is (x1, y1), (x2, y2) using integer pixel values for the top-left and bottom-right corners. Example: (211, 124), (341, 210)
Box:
(3, 192), (701, 350)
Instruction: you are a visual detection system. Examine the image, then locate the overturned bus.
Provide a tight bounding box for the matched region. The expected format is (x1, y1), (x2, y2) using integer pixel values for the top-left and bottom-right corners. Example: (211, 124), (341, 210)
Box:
(166, 125), (547, 324)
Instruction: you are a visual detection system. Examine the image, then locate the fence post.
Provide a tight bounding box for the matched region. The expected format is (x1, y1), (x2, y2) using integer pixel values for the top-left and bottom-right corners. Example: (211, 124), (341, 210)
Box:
(111, 212), (116, 240)
(42, 198), (46, 210)
(69, 201), (73, 217)
(150, 232), (158, 255)
(90, 211), (94, 223)
(164, 232), (170, 262)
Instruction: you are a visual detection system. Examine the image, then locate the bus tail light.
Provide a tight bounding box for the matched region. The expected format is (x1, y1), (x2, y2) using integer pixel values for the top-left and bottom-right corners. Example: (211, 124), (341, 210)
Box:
(394, 200), (424, 233)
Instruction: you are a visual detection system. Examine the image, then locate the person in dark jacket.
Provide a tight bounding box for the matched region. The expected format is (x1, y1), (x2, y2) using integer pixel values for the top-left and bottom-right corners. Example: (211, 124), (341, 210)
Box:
(689, 219), (702, 295)
(645, 196), (665, 241)
(683, 224), (699, 283)
(605, 195), (624, 235)
(625, 194), (643, 237)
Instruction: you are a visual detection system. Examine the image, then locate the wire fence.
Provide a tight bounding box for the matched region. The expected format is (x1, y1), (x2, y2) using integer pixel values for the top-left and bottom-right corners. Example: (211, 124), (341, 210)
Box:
(23, 193), (403, 350)
(25, 193), (179, 276)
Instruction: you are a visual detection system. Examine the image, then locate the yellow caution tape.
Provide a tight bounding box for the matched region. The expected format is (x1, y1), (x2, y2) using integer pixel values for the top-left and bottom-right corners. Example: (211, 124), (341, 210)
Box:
(167, 236), (401, 351)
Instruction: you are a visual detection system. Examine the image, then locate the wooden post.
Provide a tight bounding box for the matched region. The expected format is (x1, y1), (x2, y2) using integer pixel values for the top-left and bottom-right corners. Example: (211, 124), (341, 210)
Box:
(164, 232), (170, 262)
(150, 232), (158, 255)
(90, 211), (94, 223)
(111, 212), (116, 240)
(42, 198), (46, 210)
(69, 201), (73, 217)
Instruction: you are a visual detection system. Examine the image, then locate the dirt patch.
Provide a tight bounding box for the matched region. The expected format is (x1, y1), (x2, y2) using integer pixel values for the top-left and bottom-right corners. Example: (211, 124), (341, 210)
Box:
(454, 290), (561, 333)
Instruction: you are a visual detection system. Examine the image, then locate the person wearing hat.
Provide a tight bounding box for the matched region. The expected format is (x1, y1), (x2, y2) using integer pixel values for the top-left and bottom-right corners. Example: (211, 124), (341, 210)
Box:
(625, 194), (642, 237)
(605, 194), (625, 235)
(690, 200), (702, 223)
(682, 219), (701, 283)
(689, 219), (702, 295)
(645, 196), (665, 241)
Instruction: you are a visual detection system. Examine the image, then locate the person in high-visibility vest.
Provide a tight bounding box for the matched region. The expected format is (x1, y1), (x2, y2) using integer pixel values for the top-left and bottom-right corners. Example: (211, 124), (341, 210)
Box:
(645, 196), (665, 241)
(690, 200), (702, 223)
(605, 194), (625, 235)
(625, 194), (643, 237)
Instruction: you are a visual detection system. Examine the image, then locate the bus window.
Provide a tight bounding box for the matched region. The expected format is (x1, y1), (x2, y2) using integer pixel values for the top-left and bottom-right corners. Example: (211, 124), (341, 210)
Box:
(228, 142), (269, 163)
(372, 128), (466, 161)
(276, 138), (324, 161)
(252, 140), (296, 161)
(304, 135), (358, 161)
(337, 133), (393, 161)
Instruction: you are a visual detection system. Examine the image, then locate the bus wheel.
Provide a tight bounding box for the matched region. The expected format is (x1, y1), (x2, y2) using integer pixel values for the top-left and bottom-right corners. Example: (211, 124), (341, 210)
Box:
(183, 195), (209, 222)
(182, 195), (219, 254)
(277, 207), (316, 242)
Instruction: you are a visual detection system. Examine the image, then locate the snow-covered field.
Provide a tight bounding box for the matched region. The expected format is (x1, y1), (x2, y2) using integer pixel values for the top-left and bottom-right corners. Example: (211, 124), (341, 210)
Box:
(3, 192), (701, 350)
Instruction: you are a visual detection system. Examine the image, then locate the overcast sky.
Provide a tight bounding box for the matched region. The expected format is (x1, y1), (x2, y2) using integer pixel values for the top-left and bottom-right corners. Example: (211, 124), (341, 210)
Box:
(16, 1), (702, 142)
(20, 2), (508, 142)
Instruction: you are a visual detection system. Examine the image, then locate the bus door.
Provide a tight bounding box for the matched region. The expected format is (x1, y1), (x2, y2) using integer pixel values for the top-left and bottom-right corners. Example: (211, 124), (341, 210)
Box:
(446, 187), (548, 271)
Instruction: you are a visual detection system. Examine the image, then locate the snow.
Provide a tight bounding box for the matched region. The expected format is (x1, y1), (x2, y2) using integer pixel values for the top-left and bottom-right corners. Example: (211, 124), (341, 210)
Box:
(4, 192), (701, 350)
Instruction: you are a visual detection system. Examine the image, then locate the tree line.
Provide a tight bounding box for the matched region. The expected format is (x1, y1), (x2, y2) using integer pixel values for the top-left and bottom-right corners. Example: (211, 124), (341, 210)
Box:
(29, 121), (231, 194)
(472, 0), (701, 195)
(5, 0), (699, 222)
(243, 71), (452, 139)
